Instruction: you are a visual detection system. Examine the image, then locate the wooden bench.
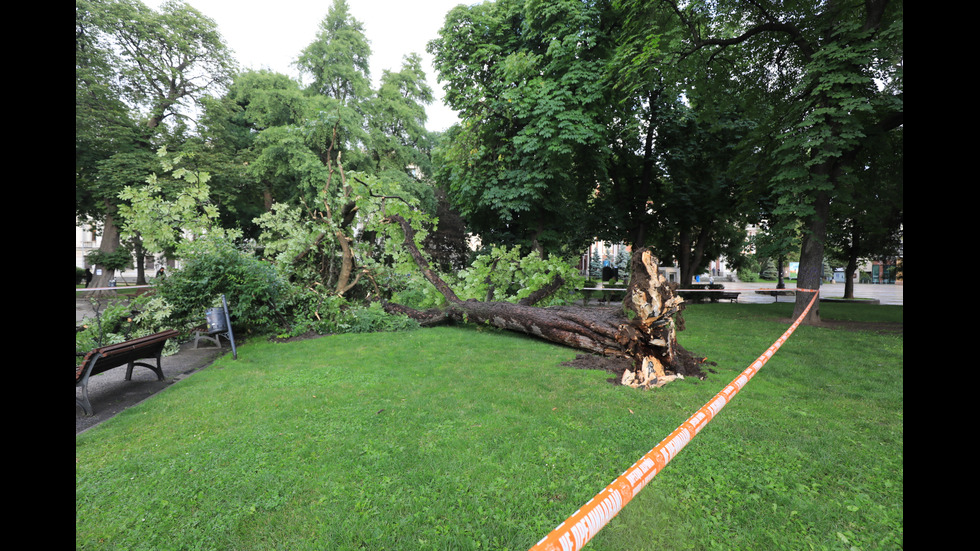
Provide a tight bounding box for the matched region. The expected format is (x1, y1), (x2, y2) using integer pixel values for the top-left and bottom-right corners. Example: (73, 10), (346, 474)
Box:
(75, 329), (180, 416)
(719, 291), (741, 302)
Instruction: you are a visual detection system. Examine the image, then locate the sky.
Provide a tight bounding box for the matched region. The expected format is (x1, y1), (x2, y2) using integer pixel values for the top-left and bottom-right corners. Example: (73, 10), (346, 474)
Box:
(145, 0), (468, 132)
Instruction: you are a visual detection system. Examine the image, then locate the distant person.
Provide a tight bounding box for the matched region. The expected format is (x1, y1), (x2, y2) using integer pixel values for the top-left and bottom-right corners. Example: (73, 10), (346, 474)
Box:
(84, 268), (93, 286)
(156, 266), (166, 279)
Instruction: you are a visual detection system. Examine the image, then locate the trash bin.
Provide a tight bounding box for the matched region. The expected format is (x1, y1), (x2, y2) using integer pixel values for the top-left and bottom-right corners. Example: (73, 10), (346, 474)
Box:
(194, 295), (237, 360)
(206, 307), (228, 334)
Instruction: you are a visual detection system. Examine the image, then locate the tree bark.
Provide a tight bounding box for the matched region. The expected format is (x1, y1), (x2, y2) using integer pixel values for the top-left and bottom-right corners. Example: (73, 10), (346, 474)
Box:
(383, 215), (707, 387)
(89, 202), (122, 294)
(793, 188), (829, 323)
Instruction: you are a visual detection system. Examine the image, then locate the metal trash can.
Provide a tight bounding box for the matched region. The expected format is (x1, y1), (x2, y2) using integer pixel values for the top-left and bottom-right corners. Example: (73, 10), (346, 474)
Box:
(206, 307), (228, 334)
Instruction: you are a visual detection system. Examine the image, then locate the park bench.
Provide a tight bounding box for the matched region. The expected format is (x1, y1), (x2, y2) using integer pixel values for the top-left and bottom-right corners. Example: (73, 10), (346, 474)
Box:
(719, 291), (741, 302)
(75, 329), (180, 416)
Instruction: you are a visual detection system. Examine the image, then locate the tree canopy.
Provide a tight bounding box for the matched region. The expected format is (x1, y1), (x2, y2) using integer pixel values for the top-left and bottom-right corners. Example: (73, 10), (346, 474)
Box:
(429, 0), (902, 319)
(77, 0), (903, 330)
(76, 0), (237, 286)
(658, 0), (903, 320)
(428, 0), (761, 285)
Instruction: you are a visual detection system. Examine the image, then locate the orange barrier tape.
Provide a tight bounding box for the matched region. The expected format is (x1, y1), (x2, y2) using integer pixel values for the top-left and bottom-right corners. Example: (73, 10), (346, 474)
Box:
(529, 290), (820, 551)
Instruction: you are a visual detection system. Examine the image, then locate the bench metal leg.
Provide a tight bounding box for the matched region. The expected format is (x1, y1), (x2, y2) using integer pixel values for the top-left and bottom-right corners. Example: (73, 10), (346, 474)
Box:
(125, 356), (166, 381)
(76, 385), (93, 416)
(194, 330), (223, 349)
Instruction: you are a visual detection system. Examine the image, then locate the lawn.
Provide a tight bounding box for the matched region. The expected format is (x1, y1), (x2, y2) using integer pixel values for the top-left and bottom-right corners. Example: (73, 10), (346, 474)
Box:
(76, 302), (903, 550)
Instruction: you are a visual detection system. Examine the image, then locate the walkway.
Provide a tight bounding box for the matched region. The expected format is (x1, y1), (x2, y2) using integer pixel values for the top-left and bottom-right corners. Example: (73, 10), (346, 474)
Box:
(711, 280), (903, 305)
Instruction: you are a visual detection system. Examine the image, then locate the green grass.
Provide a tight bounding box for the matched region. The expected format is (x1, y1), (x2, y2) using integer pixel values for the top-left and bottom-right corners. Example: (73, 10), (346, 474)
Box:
(76, 303), (902, 550)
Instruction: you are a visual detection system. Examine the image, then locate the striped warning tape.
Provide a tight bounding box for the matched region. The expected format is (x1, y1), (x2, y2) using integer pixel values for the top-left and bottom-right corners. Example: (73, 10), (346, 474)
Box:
(528, 289), (821, 551)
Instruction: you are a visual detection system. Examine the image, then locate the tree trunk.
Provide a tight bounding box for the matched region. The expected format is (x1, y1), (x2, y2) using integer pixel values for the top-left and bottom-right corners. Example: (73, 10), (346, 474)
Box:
(793, 189), (829, 323)
(89, 204), (121, 294)
(844, 248), (859, 299)
(384, 215), (707, 387)
(133, 238), (147, 285)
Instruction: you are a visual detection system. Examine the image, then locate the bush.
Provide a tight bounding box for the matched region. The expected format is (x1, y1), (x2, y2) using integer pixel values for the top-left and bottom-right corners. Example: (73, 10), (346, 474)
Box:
(737, 268), (758, 282)
(75, 300), (170, 361)
(153, 238), (289, 336)
(274, 288), (419, 338)
(341, 301), (420, 334)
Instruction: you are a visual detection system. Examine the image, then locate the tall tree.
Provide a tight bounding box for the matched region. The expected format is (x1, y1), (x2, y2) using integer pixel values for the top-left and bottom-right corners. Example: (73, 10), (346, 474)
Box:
(428, 0), (610, 256)
(200, 69), (316, 217)
(661, 0), (903, 322)
(296, 0), (372, 105)
(640, 97), (753, 286)
(294, 0), (374, 175)
(430, 0), (754, 270)
(365, 53), (435, 178)
(245, 0), (439, 298)
(75, 0), (235, 287)
(826, 126), (903, 297)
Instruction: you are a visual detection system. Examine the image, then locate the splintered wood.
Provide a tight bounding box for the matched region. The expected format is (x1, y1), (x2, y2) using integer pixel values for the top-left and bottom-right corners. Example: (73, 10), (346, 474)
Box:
(617, 250), (687, 389)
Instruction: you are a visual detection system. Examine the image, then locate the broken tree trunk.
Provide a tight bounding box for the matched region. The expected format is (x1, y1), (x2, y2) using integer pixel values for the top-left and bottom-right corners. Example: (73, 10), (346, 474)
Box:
(384, 215), (707, 388)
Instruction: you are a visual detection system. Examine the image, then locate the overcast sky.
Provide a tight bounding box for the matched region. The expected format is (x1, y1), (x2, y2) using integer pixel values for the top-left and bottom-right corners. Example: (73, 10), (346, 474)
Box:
(145, 0), (468, 132)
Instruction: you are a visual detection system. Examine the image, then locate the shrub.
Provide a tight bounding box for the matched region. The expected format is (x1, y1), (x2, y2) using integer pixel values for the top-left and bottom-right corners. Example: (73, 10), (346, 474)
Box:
(737, 268), (758, 282)
(274, 288), (419, 338)
(154, 238), (289, 336)
(75, 300), (167, 360)
(341, 301), (420, 334)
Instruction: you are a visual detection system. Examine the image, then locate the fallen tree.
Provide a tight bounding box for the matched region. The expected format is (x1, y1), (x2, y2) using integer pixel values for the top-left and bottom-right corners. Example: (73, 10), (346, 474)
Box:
(383, 215), (708, 388)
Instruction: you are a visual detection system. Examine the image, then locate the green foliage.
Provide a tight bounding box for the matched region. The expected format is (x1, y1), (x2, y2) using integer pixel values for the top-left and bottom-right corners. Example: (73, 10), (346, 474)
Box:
(296, 0), (372, 103)
(388, 246), (585, 310)
(457, 245), (584, 306)
(84, 247), (133, 273)
(78, 0), (236, 132)
(153, 237), (288, 335)
(759, 258), (779, 280)
(589, 248), (603, 279)
(118, 147), (243, 257)
(75, 299), (181, 362)
(253, 170), (435, 299)
(340, 301), (420, 334)
(75, 300), (138, 356)
(428, 0), (609, 254)
(737, 269), (759, 283)
(272, 289), (419, 338)
(365, 53), (435, 176)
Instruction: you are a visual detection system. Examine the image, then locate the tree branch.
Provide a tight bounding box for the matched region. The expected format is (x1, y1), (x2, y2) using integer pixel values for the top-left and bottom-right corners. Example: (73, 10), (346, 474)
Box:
(386, 214), (463, 305)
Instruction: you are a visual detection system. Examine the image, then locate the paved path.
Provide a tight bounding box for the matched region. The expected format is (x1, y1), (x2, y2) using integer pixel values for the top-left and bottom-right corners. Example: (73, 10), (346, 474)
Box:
(705, 280), (903, 305)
